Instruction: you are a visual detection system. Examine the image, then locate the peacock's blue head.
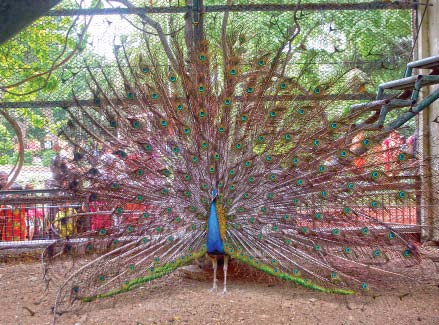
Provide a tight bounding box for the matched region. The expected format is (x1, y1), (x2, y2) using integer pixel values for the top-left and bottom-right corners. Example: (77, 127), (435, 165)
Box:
(211, 189), (218, 199)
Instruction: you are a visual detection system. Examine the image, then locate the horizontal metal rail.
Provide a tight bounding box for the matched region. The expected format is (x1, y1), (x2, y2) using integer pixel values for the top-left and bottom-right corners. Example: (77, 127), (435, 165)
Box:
(0, 93), (381, 109)
(45, 1), (416, 17)
(0, 224), (421, 250)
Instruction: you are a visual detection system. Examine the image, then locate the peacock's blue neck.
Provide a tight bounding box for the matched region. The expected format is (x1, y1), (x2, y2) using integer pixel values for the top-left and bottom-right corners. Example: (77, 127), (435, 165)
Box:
(206, 198), (224, 254)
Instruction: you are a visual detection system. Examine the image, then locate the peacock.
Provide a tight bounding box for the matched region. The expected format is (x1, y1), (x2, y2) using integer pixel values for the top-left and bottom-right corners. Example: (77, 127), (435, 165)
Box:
(42, 6), (439, 319)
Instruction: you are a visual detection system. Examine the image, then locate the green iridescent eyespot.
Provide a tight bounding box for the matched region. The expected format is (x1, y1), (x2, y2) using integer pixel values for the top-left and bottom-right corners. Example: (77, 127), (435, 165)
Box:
(144, 144), (152, 151)
(151, 93), (159, 100)
(132, 120), (141, 129)
(169, 75), (177, 82)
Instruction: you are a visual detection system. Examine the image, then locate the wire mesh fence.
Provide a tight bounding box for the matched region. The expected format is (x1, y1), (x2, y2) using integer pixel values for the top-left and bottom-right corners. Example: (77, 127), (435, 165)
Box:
(0, 1), (423, 242)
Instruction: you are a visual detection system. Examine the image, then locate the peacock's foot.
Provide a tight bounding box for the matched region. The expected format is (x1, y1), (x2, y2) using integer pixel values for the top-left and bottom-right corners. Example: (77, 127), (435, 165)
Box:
(222, 288), (228, 294)
(209, 286), (218, 292)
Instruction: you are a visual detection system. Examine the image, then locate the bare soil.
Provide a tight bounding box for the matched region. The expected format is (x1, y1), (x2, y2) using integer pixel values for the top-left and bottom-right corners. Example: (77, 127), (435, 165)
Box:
(1, 260), (439, 325)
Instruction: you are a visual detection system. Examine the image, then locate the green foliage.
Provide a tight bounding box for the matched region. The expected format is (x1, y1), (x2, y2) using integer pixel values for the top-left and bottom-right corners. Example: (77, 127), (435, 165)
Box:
(42, 149), (56, 167)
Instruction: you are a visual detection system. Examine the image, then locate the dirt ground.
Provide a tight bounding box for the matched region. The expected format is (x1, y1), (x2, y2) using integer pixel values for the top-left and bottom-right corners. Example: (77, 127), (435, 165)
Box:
(1, 259), (439, 325)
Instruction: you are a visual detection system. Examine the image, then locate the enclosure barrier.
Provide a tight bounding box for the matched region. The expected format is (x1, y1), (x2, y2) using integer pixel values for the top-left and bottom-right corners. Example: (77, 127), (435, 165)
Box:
(0, 185), (421, 250)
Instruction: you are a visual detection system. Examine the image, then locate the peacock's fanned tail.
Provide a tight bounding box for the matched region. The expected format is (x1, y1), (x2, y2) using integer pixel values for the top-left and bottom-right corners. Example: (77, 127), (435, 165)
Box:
(43, 9), (436, 317)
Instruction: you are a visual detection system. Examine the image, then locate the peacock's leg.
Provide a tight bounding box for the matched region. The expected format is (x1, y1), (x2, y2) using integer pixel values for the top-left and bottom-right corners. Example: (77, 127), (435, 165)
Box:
(223, 255), (229, 293)
(210, 255), (218, 291)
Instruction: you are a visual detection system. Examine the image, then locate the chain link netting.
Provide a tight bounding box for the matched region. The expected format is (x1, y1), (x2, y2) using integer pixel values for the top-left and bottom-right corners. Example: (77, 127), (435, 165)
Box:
(0, 1), (420, 243)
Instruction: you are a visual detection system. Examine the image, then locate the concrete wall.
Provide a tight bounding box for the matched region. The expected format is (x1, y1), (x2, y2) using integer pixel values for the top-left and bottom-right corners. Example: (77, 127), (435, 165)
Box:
(418, 0), (439, 241)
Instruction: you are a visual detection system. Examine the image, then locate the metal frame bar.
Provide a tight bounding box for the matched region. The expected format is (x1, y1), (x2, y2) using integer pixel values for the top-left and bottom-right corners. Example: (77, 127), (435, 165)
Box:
(45, 2), (416, 16)
(0, 93), (380, 110)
